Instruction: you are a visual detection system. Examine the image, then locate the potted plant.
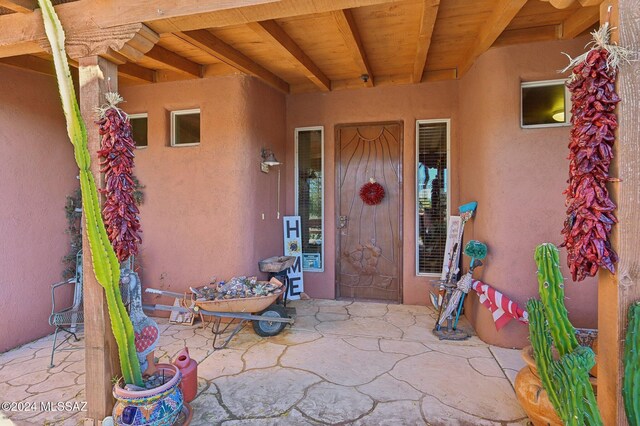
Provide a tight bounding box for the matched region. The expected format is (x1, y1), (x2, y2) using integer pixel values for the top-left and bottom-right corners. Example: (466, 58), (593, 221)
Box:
(514, 244), (601, 426)
(38, 0), (184, 424)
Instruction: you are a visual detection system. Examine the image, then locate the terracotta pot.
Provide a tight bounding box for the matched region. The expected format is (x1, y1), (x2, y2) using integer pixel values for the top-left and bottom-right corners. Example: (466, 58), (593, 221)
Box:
(112, 364), (184, 426)
(514, 346), (597, 426)
(515, 347), (563, 426)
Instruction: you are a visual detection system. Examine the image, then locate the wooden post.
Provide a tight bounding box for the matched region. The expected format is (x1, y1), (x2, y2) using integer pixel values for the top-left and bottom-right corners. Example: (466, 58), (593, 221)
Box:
(597, 0), (640, 425)
(79, 56), (121, 422)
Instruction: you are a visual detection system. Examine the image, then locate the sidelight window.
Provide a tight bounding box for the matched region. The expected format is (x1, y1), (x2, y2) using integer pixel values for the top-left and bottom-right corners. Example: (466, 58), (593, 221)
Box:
(295, 127), (324, 272)
(416, 120), (450, 275)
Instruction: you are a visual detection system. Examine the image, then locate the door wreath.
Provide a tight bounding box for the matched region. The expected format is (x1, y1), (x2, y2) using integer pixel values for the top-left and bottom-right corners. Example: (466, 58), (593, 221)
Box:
(360, 179), (385, 205)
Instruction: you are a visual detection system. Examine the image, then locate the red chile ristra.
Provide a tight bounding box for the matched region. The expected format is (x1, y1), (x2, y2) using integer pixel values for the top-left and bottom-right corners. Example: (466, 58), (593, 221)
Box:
(560, 24), (630, 282)
(96, 93), (142, 262)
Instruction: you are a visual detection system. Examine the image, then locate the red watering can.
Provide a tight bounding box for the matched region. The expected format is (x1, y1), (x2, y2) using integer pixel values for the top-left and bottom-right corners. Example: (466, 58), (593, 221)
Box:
(173, 347), (197, 403)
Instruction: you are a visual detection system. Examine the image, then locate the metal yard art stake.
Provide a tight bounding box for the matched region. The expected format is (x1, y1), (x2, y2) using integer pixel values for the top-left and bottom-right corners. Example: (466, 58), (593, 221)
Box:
(433, 201), (477, 324)
(439, 241), (487, 329)
(434, 240), (487, 341)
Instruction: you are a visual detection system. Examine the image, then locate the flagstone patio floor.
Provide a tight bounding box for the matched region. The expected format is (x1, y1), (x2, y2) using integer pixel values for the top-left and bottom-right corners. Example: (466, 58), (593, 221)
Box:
(0, 299), (528, 425)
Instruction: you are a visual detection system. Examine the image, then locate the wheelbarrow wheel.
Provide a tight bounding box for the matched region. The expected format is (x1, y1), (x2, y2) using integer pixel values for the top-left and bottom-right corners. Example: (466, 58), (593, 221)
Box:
(253, 305), (288, 337)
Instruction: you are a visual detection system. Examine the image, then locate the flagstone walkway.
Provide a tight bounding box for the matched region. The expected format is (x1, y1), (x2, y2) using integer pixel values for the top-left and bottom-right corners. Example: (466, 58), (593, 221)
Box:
(0, 300), (528, 425)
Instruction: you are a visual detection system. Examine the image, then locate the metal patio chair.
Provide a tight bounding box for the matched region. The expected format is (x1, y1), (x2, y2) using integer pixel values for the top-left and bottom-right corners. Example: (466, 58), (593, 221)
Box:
(49, 250), (83, 367)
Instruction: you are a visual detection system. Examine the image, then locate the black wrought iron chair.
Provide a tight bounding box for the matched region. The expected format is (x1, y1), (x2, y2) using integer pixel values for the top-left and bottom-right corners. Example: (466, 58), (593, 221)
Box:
(49, 250), (83, 367)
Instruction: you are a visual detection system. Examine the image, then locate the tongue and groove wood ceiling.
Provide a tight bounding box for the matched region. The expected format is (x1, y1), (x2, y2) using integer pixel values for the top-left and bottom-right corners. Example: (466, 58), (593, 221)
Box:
(0, 0), (601, 93)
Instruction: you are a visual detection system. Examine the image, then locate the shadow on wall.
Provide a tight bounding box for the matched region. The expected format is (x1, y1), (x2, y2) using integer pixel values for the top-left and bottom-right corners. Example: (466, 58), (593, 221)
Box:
(0, 64), (77, 352)
(458, 36), (597, 348)
(118, 75), (287, 303)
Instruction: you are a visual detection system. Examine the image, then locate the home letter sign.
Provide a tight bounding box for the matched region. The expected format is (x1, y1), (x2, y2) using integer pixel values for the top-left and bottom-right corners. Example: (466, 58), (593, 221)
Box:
(283, 216), (304, 300)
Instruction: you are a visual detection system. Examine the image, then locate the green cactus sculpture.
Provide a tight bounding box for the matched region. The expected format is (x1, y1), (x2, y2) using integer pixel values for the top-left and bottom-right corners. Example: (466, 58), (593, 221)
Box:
(527, 243), (602, 425)
(39, 0), (143, 386)
(624, 301), (640, 425)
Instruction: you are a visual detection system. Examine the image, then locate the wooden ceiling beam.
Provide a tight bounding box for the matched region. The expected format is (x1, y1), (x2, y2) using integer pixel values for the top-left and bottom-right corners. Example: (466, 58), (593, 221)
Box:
(202, 62), (240, 78)
(0, 54), (53, 75)
(331, 73), (409, 91)
(544, 0), (578, 8)
(150, 0), (416, 34)
(494, 24), (561, 47)
(413, 0), (440, 83)
(118, 62), (156, 83)
(145, 45), (201, 77)
(0, 0), (406, 55)
(0, 54), (79, 86)
(175, 29), (289, 93)
(561, 6), (600, 38)
(541, 0), (602, 8)
(248, 20), (330, 92)
(0, 0), (35, 13)
(457, 0), (528, 78)
(0, 41), (43, 58)
(327, 68), (457, 92)
(64, 55), (154, 84)
(331, 9), (374, 87)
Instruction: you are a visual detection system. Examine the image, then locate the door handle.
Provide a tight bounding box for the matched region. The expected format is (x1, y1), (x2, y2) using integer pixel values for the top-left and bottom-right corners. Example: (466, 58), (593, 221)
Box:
(338, 215), (348, 229)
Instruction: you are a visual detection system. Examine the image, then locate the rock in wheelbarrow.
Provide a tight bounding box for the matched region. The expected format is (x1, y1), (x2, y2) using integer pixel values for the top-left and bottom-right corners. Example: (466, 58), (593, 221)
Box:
(253, 305), (289, 337)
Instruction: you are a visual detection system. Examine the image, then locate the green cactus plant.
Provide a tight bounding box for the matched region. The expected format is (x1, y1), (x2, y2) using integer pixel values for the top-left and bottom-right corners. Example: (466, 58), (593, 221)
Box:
(624, 301), (640, 425)
(38, 0), (143, 386)
(527, 243), (602, 425)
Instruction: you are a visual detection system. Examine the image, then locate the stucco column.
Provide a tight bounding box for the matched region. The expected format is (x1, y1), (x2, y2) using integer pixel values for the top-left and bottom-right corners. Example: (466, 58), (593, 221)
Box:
(78, 56), (121, 421)
(596, 0), (640, 425)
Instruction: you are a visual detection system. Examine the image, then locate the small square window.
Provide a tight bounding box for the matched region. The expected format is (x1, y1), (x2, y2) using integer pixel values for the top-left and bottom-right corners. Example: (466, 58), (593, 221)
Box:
(171, 109), (200, 147)
(129, 113), (148, 149)
(521, 80), (571, 128)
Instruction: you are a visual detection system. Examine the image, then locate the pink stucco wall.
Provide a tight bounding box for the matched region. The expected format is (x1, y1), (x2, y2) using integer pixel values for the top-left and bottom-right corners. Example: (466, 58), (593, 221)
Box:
(285, 36), (597, 348)
(285, 81), (460, 303)
(0, 64), (77, 353)
(120, 75), (286, 301)
(458, 37), (597, 348)
(0, 36), (599, 352)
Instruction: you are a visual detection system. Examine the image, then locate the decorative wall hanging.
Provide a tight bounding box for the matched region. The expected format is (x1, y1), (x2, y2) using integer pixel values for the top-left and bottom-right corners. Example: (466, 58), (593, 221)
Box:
(359, 178), (385, 205)
(97, 92), (143, 262)
(560, 21), (632, 282)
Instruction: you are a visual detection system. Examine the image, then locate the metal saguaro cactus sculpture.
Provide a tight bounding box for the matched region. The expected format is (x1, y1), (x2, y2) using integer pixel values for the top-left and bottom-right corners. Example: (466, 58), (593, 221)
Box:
(527, 243), (601, 425)
(624, 301), (640, 426)
(38, 0), (143, 386)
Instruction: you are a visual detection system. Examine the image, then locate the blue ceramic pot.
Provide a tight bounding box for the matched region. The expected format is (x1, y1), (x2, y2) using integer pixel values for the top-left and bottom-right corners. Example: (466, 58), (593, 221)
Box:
(112, 364), (183, 426)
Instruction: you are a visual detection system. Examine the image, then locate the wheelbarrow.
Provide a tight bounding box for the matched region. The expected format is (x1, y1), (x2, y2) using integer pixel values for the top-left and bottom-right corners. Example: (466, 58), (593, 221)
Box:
(143, 279), (295, 350)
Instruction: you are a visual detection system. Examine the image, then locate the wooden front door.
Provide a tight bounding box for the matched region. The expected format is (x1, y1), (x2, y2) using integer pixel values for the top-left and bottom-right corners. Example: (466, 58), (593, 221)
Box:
(336, 122), (403, 302)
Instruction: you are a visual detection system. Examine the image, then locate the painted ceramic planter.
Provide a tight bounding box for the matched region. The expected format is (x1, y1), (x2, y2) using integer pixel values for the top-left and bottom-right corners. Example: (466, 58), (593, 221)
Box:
(113, 364), (183, 426)
(515, 343), (598, 426)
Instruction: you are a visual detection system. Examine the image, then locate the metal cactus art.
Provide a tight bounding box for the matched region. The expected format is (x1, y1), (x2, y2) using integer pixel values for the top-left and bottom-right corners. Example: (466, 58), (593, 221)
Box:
(624, 301), (640, 426)
(38, 0), (143, 386)
(527, 243), (601, 425)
